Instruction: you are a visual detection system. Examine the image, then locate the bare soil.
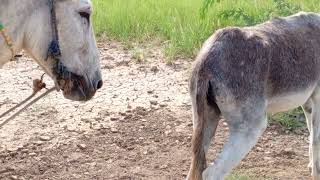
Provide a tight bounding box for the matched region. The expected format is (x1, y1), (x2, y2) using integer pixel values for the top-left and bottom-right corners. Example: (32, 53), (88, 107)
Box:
(0, 42), (311, 180)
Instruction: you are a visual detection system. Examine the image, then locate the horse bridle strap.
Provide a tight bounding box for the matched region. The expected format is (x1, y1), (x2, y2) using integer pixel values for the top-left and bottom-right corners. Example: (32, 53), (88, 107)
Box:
(47, 0), (61, 60)
(47, 0), (82, 85)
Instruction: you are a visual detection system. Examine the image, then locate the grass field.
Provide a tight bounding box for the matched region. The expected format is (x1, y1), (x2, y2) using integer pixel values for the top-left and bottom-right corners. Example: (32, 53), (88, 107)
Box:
(92, 0), (314, 128)
(92, 0), (320, 59)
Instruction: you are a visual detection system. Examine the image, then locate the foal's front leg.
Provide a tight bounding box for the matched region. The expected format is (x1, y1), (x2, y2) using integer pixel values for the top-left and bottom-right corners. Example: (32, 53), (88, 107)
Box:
(303, 99), (314, 171)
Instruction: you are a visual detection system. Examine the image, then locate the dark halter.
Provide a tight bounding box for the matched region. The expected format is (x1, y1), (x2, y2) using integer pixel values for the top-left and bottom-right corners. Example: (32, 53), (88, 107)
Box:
(47, 0), (83, 89)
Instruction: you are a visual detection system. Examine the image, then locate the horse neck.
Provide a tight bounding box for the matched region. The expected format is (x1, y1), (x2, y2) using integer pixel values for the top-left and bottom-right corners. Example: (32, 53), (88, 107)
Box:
(0, 0), (47, 67)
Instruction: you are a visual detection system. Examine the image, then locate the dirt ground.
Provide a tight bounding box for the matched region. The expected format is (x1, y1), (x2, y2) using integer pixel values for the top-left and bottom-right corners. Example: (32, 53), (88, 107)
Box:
(0, 41), (312, 180)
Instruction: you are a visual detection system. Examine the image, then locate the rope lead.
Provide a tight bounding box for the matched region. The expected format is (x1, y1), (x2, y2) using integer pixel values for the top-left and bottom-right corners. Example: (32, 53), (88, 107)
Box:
(0, 75), (55, 129)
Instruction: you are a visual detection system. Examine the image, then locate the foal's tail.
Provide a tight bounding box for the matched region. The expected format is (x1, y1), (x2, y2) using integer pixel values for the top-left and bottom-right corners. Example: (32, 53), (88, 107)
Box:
(188, 63), (220, 180)
(190, 78), (209, 180)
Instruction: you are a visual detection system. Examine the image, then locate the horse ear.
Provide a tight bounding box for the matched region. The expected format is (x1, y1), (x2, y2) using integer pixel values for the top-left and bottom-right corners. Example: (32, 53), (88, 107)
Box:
(79, 6), (92, 13)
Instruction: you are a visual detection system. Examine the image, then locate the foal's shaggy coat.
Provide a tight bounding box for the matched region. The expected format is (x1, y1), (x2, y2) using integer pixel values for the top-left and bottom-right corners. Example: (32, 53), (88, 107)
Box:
(188, 12), (320, 180)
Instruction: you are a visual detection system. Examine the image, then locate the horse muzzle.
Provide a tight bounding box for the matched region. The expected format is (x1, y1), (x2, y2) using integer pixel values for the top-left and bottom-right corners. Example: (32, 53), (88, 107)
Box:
(57, 71), (103, 101)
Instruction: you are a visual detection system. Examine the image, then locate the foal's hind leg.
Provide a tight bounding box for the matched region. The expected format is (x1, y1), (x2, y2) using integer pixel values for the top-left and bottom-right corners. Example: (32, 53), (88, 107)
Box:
(203, 103), (267, 180)
(303, 99), (314, 170)
(202, 106), (221, 153)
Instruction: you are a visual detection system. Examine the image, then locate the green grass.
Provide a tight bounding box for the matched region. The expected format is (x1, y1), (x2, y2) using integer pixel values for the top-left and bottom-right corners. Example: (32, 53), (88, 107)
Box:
(92, 0), (312, 130)
(92, 0), (320, 59)
(226, 172), (253, 180)
(270, 107), (306, 130)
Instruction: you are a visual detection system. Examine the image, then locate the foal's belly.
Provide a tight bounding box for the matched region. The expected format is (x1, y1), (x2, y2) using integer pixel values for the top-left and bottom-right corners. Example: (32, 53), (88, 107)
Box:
(267, 87), (315, 114)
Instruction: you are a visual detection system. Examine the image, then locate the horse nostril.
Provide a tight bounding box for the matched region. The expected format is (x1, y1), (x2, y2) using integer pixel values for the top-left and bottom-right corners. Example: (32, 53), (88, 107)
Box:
(96, 80), (103, 90)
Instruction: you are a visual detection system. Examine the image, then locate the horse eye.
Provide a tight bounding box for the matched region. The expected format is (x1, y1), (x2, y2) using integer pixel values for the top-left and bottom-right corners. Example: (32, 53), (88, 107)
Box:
(79, 12), (90, 23)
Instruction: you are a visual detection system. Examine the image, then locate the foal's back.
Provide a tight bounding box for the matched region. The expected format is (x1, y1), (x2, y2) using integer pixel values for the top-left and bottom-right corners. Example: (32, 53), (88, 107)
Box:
(203, 12), (320, 112)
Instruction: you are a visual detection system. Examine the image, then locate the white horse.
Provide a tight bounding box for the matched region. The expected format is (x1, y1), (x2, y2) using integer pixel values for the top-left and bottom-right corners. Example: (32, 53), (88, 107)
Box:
(188, 12), (320, 180)
(0, 0), (102, 101)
